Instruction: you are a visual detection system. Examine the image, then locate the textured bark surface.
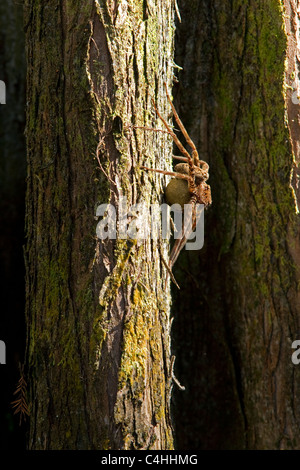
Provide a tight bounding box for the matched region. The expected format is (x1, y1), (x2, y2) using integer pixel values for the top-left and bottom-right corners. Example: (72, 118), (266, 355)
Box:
(23, 0), (300, 451)
(171, 0), (300, 450)
(25, 0), (175, 450)
(284, 0), (300, 202)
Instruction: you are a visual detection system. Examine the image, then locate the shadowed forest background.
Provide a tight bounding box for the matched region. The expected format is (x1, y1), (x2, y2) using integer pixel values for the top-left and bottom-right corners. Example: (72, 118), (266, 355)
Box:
(1, 0), (300, 450)
(0, 2), (26, 449)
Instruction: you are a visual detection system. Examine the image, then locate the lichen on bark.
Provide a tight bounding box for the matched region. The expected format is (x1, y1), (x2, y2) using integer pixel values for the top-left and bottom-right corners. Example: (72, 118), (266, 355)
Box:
(172, 0), (300, 450)
(25, 0), (176, 450)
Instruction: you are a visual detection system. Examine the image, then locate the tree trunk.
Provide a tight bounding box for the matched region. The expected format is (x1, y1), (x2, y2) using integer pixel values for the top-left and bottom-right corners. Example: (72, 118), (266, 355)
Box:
(25, 0), (175, 450)
(25, 0), (300, 451)
(172, 0), (300, 450)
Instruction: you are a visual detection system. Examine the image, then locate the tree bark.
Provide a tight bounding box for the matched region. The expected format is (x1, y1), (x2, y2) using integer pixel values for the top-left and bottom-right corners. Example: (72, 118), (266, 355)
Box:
(25, 0), (175, 450)
(172, 0), (300, 450)
(24, 0), (300, 451)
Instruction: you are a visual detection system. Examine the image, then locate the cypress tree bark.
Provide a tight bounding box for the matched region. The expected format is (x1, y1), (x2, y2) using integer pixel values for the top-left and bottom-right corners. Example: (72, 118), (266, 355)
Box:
(25, 0), (300, 451)
(25, 0), (175, 449)
(172, 0), (300, 450)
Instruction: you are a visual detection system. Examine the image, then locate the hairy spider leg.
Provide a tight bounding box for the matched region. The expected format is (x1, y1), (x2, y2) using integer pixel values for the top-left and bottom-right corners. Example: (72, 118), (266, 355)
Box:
(138, 90), (209, 287)
(134, 126), (190, 165)
(133, 126), (171, 135)
(141, 166), (190, 180)
(151, 98), (197, 194)
(163, 82), (200, 167)
(172, 155), (189, 162)
(169, 196), (200, 268)
(134, 127), (190, 163)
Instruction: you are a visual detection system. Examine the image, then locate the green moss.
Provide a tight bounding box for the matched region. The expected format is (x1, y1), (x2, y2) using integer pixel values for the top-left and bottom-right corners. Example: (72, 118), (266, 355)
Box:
(26, 0), (175, 449)
(211, 0), (296, 293)
(99, 238), (138, 308)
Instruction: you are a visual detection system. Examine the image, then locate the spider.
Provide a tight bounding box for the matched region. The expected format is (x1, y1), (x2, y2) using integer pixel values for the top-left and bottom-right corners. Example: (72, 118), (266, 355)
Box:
(140, 83), (212, 284)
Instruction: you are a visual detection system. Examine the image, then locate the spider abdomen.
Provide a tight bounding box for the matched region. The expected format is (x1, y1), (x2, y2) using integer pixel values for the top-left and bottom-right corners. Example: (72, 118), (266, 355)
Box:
(165, 178), (191, 208)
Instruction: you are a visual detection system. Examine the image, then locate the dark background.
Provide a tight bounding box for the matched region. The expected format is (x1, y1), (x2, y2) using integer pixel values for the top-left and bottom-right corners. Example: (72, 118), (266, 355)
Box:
(0, 2), (27, 449)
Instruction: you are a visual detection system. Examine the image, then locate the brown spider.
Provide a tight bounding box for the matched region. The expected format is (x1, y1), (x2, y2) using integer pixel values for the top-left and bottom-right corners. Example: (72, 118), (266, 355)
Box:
(140, 83), (212, 284)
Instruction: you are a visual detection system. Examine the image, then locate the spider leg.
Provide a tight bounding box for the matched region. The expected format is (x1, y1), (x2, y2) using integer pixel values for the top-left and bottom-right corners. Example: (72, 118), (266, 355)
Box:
(169, 197), (200, 268)
(133, 125), (170, 136)
(151, 98), (196, 181)
(133, 130), (188, 162)
(172, 155), (189, 162)
(141, 166), (190, 180)
(163, 82), (200, 167)
(135, 95), (197, 183)
(159, 249), (180, 290)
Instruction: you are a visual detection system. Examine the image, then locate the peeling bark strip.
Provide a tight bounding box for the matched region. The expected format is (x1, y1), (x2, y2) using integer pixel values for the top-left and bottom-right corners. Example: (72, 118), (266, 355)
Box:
(25, 0), (175, 449)
(283, 0), (300, 209)
(172, 0), (300, 449)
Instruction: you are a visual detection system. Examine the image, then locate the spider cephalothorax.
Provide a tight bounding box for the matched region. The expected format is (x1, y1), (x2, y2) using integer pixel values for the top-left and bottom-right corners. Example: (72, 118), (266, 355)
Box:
(164, 161), (211, 208)
(140, 83), (212, 284)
